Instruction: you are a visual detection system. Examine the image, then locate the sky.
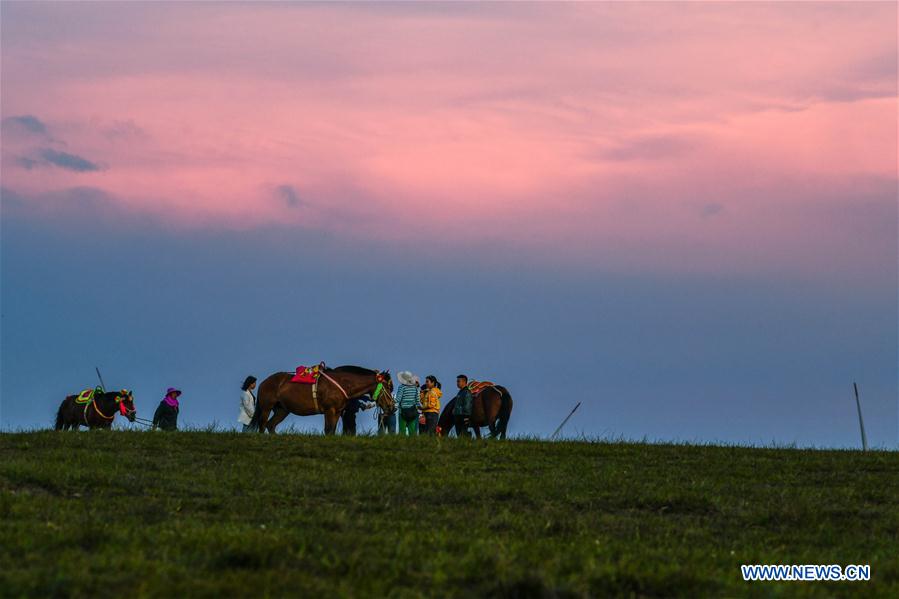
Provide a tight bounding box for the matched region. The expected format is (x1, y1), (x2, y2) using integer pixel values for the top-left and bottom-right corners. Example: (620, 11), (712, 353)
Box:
(1, 1), (896, 446)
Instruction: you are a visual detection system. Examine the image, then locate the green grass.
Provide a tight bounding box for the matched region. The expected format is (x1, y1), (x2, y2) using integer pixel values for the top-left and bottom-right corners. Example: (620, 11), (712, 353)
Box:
(1, 431), (897, 597)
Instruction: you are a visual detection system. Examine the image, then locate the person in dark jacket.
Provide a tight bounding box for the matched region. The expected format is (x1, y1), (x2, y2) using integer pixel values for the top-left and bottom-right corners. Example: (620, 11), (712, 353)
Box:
(341, 394), (374, 436)
(451, 374), (473, 438)
(153, 387), (181, 431)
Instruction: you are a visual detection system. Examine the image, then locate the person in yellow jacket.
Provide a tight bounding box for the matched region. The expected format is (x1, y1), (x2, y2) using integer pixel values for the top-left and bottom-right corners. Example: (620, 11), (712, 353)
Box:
(420, 375), (442, 435)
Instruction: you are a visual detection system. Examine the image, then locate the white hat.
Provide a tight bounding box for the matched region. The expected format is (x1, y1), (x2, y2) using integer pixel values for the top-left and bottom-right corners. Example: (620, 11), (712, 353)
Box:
(397, 371), (417, 386)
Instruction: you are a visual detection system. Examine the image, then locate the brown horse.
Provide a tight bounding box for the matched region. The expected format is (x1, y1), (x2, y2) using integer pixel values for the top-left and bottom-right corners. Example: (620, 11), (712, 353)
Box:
(251, 365), (395, 434)
(55, 390), (137, 430)
(438, 384), (513, 439)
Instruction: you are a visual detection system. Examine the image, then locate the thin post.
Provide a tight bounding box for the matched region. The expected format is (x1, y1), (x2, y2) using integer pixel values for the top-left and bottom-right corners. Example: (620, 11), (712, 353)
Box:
(95, 367), (107, 392)
(853, 382), (868, 451)
(550, 401), (581, 441)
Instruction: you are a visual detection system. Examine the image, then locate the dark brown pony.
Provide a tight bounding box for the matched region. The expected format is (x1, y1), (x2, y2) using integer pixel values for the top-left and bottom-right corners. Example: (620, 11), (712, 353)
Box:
(438, 384), (513, 439)
(251, 366), (395, 434)
(55, 390), (137, 430)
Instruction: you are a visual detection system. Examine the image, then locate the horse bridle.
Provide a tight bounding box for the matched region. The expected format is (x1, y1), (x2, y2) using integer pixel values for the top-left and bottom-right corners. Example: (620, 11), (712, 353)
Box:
(319, 370), (395, 407)
(373, 378), (396, 413)
(373, 375), (397, 421)
(84, 391), (134, 425)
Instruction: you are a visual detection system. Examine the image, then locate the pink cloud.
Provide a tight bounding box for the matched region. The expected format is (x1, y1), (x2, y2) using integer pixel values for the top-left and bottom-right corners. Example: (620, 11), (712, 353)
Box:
(1, 2), (895, 276)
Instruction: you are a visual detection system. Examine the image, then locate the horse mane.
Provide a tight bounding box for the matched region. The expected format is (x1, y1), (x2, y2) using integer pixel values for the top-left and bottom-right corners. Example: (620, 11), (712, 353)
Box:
(330, 365), (377, 375)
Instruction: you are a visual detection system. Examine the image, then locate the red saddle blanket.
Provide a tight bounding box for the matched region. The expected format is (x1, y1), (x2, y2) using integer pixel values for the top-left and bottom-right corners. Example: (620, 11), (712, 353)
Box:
(468, 381), (496, 396)
(291, 363), (324, 384)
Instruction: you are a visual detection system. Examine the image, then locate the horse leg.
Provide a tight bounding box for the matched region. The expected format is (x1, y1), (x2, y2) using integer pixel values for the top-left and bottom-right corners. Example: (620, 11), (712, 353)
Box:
(487, 403), (500, 438)
(266, 403), (290, 434)
(484, 391), (501, 438)
(57, 400), (74, 430)
(255, 393), (278, 433)
(472, 425), (482, 440)
(256, 404), (271, 433)
(255, 375), (286, 433)
(323, 408), (340, 435)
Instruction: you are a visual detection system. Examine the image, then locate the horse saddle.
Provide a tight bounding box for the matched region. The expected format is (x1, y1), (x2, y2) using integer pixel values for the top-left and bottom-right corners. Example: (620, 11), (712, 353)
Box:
(291, 362), (325, 384)
(75, 388), (101, 404)
(468, 381), (496, 397)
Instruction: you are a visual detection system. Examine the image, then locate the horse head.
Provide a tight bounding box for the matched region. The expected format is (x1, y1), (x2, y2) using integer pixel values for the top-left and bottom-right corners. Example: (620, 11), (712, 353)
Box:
(117, 390), (137, 422)
(374, 370), (396, 412)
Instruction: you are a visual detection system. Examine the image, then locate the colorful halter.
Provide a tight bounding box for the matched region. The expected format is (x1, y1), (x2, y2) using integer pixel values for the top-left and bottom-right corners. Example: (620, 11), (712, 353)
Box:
(372, 382), (384, 403)
(84, 390), (132, 423)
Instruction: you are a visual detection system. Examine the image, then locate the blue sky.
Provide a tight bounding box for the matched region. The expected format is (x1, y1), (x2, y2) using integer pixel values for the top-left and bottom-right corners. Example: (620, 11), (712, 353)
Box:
(1, 194), (895, 446)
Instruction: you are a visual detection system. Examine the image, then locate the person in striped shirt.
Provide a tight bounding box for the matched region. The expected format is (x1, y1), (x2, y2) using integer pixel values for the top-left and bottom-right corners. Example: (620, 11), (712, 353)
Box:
(395, 371), (422, 436)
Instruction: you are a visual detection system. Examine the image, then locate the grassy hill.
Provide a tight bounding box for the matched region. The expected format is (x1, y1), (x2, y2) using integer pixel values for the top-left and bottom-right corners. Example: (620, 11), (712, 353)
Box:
(1, 431), (896, 597)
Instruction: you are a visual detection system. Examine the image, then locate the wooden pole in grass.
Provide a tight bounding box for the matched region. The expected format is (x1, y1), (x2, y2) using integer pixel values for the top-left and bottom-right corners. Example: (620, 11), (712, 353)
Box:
(550, 401), (581, 441)
(853, 382), (868, 451)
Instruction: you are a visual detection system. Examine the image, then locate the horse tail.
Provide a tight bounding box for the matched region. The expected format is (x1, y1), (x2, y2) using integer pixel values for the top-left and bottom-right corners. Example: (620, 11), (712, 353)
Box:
(55, 398), (67, 430)
(496, 386), (513, 439)
(248, 400), (263, 432)
(250, 373), (282, 432)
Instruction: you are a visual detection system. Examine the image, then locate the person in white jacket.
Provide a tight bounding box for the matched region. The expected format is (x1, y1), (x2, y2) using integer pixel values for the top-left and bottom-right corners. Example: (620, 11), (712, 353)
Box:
(238, 375), (257, 431)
